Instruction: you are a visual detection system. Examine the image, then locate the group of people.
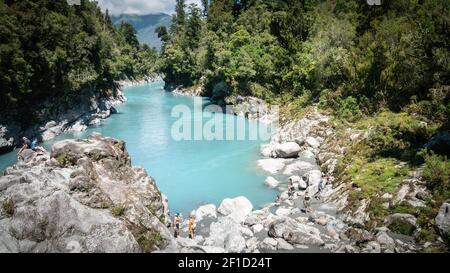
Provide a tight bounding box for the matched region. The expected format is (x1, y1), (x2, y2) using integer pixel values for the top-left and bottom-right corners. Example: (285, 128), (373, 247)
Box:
(171, 213), (196, 240)
(277, 174), (334, 213)
(17, 136), (47, 159)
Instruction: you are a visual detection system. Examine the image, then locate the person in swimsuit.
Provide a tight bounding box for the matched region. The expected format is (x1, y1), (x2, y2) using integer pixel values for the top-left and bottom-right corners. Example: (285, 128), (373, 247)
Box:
(173, 213), (181, 238)
(188, 215), (195, 239)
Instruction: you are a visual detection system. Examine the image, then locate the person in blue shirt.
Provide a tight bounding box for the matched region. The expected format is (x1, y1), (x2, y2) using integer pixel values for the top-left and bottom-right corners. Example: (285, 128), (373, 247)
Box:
(30, 137), (46, 155)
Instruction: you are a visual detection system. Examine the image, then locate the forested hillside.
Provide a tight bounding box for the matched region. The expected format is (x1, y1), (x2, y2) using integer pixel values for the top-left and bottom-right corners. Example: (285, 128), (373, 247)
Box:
(157, 0), (450, 249)
(0, 0), (157, 118)
(158, 0), (448, 112)
(111, 13), (172, 51)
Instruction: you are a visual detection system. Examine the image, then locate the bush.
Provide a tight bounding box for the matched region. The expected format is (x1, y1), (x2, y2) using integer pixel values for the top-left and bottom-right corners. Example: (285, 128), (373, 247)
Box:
(422, 152), (450, 193)
(335, 96), (362, 121)
(2, 198), (15, 217)
(111, 205), (126, 217)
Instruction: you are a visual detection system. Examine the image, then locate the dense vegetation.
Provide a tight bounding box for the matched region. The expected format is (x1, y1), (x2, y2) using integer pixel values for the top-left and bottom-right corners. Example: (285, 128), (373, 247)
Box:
(157, 0), (449, 248)
(0, 0), (157, 121)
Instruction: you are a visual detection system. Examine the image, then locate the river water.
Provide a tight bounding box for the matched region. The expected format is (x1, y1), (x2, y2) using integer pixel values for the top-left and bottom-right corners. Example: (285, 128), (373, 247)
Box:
(0, 81), (277, 215)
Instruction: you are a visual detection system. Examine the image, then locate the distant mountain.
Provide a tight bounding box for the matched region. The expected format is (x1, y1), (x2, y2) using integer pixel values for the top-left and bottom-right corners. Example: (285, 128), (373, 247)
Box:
(111, 13), (172, 51)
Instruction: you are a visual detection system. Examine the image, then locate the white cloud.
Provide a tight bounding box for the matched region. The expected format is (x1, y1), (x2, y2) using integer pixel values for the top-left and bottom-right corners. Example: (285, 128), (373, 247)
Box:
(96, 0), (203, 16)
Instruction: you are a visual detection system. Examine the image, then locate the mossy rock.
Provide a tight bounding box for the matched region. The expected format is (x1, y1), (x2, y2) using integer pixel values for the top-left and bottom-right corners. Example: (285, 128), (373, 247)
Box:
(388, 220), (416, 236)
(2, 198), (15, 217)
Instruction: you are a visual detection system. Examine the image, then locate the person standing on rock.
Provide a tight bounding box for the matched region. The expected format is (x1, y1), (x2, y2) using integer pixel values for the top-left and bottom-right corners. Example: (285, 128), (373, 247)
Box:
(188, 215), (195, 239)
(288, 181), (295, 200)
(303, 191), (311, 212)
(173, 213), (181, 238)
(315, 176), (325, 200)
(275, 194), (282, 206)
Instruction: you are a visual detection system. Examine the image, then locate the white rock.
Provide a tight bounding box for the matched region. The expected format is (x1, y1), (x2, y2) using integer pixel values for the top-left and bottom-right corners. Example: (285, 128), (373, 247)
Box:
(240, 227), (254, 237)
(268, 217), (324, 246)
(69, 121), (87, 132)
(246, 237), (259, 251)
(289, 175), (307, 190)
(260, 238), (278, 250)
(257, 158), (287, 174)
(224, 233), (246, 253)
(376, 232), (395, 250)
(217, 196), (253, 223)
(276, 238), (294, 250)
(299, 149), (315, 159)
(264, 177), (280, 188)
(283, 161), (315, 176)
(275, 207), (292, 217)
(201, 246), (226, 253)
(252, 224), (264, 234)
(274, 142), (301, 158)
(305, 137), (320, 149)
(195, 204), (217, 222)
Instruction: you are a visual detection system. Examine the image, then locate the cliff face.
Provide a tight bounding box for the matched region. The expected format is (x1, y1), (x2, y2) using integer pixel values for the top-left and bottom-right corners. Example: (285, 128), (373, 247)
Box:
(0, 133), (172, 253)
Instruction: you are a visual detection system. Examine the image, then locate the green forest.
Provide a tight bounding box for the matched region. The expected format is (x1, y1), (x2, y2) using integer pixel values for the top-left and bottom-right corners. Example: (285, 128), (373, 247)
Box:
(0, 0), (157, 116)
(158, 0), (448, 115)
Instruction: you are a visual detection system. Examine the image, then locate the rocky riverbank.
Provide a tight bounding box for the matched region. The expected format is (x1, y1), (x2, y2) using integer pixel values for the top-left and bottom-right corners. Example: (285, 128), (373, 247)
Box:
(0, 77), (157, 155)
(162, 103), (448, 253)
(0, 133), (173, 252)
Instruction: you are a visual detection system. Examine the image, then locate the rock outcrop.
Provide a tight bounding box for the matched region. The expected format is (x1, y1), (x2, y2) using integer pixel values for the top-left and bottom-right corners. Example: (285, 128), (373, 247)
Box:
(435, 202), (450, 241)
(0, 133), (171, 253)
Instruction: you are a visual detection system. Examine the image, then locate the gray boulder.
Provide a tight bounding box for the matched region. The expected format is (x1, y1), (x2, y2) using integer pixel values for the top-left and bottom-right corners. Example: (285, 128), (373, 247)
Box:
(435, 202), (450, 240)
(268, 217), (324, 246)
(274, 142), (301, 158)
(217, 196), (253, 223)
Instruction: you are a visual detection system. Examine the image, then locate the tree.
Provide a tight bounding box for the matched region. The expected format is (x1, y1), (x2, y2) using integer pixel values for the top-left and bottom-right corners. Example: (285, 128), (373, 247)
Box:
(119, 21), (139, 48)
(185, 4), (203, 49)
(172, 0), (186, 32)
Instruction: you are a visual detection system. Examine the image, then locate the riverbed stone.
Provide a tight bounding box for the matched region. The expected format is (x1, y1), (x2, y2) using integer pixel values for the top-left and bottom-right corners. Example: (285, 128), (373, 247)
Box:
(257, 158), (287, 174)
(274, 142), (301, 158)
(265, 177), (280, 188)
(305, 137), (320, 149)
(195, 204), (217, 222)
(217, 196), (253, 223)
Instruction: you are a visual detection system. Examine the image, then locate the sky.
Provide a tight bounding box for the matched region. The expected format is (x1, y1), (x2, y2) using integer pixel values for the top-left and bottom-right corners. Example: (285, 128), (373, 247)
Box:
(96, 0), (203, 16)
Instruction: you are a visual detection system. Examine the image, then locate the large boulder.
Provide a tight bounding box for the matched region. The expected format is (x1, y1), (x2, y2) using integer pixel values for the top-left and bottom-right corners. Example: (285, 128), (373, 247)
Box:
(274, 142), (301, 158)
(304, 170), (323, 196)
(268, 217), (324, 246)
(204, 217), (246, 253)
(435, 202), (450, 240)
(288, 175), (307, 190)
(0, 134), (171, 253)
(376, 232), (395, 250)
(194, 204), (217, 222)
(217, 196), (253, 223)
